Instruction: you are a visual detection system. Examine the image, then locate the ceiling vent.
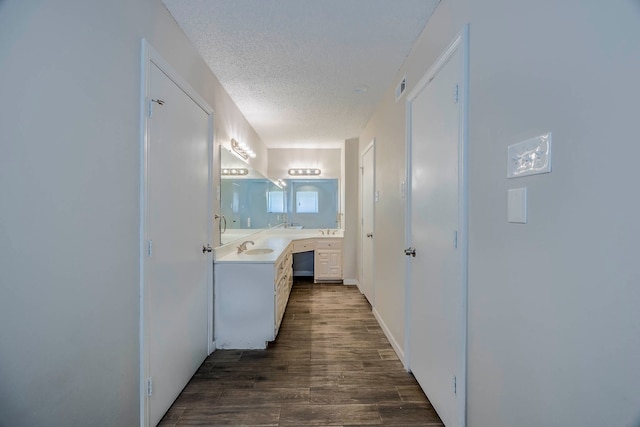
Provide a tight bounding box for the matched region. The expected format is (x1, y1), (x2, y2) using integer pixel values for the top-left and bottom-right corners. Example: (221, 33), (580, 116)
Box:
(395, 76), (407, 102)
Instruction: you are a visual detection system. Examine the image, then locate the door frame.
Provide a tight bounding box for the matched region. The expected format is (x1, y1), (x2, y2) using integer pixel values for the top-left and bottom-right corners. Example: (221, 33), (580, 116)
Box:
(360, 139), (375, 304)
(139, 39), (215, 427)
(404, 25), (469, 426)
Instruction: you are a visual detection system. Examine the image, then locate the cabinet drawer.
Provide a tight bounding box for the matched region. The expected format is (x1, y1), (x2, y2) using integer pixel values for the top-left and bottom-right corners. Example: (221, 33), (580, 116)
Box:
(328, 267), (342, 277)
(292, 239), (316, 253)
(316, 239), (342, 249)
(275, 252), (292, 279)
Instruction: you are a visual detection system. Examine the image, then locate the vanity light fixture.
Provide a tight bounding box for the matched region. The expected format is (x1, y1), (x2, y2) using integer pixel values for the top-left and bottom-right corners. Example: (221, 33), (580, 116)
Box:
(288, 168), (321, 176)
(231, 138), (256, 160)
(221, 168), (249, 176)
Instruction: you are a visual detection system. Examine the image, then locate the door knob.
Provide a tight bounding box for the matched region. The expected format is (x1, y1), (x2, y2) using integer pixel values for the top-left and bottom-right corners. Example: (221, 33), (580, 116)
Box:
(202, 244), (213, 253)
(366, 233), (373, 238)
(404, 247), (416, 257)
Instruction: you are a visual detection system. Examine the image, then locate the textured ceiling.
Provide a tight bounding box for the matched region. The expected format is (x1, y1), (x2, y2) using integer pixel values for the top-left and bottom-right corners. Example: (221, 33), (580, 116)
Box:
(162, 0), (440, 148)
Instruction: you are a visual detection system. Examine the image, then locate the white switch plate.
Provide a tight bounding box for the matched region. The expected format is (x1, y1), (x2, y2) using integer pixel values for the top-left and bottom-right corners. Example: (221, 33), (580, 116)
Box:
(508, 187), (527, 223)
(507, 133), (552, 178)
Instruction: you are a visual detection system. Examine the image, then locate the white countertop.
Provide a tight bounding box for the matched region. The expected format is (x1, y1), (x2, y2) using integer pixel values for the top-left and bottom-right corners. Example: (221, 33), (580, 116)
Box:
(214, 229), (344, 264)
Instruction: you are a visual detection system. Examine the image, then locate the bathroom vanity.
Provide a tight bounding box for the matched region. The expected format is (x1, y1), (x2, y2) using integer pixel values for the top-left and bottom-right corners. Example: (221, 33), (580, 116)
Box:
(213, 230), (343, 349)
(214, 239), (292, 349)
(291, 237), (343, 282)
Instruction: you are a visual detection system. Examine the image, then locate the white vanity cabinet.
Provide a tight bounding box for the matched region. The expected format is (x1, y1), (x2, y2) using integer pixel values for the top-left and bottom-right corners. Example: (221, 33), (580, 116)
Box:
(214, 245), (292, 349)
(314, 239), (343, 283)
(275, 250), (293, 331)
(291, 237), (343, 283)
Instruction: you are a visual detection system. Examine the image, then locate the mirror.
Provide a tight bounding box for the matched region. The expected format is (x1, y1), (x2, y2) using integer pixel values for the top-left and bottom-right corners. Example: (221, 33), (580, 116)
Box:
(219, 148), (285, 245)
(285, 179), (340, 229)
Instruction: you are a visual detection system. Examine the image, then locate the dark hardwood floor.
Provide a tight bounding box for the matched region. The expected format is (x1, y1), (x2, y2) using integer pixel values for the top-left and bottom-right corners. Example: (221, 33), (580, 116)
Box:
(159, 279), (444, 426)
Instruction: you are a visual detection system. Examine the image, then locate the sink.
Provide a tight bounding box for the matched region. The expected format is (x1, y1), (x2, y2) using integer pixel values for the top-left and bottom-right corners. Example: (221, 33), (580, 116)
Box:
(243, 248), (274, 255)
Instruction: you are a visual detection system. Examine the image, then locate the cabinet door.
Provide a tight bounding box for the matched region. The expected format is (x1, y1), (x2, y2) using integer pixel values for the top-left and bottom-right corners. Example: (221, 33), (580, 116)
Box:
(315, 250), (331, 277)
(328, 251), (342, 276)
(315, 249), (342, 280)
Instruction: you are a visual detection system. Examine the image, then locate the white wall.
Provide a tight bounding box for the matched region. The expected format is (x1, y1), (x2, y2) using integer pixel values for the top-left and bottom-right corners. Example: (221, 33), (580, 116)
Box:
(0, 1), (264, 425)
(267, 147), (342, 179)
(360, 0), (640, 425)
(358, 76), (417, 355)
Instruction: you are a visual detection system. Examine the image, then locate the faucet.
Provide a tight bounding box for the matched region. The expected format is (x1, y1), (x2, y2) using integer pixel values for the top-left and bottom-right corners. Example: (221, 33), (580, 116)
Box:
(237, 240), (254, 254)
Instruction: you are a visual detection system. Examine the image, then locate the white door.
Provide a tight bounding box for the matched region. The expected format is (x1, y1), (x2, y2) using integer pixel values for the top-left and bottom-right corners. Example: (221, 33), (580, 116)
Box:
(144, 61), (211, 426)
(361, 142), (375, 305)
(407, 31), (467, 427)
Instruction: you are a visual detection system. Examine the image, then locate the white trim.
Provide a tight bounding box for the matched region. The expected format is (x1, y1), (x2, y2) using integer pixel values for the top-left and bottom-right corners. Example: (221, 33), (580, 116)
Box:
(373, 307), (406, 366)
(458, 25), (470, 427)
(207, 109), (216, 357)
(139, 39), (215, 427)
(403, 70), (412, 376)
(343, 279), (359, 286)
(404, 25), (469, 427)
(138, 38), (148, 427)
(359, 140), (375, 304)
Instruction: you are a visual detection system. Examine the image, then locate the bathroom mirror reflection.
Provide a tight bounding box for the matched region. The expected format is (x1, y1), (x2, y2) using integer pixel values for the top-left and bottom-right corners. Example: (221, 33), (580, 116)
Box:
(284, 179), (340, 229)
(219, 147), (285, 245)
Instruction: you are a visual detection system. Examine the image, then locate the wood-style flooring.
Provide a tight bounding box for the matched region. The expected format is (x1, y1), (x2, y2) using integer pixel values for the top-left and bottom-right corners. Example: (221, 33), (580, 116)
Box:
(159, 279), (444, 426)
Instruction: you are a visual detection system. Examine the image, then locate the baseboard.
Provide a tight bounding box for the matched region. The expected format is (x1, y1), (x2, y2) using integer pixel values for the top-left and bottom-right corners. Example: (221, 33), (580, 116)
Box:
(372, 307), (406, 367)
(343, 279), (359, 286)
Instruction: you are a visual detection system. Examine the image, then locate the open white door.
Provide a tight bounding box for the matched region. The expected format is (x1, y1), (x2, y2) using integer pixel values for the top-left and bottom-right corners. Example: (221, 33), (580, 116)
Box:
(360, 141), (375, 305)
(141, 42), (213, 427)
(406, 28), (468, 427)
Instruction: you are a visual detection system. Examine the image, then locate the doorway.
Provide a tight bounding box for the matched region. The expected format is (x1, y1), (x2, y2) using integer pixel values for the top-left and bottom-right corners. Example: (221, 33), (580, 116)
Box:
(140, 41), (214, 427)
(405, 27), (468, 427)
(361, 140), (375, 305)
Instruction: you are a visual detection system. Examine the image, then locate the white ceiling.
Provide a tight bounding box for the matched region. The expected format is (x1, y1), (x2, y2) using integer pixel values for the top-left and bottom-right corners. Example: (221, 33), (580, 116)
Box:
(162, 0), (440, 148)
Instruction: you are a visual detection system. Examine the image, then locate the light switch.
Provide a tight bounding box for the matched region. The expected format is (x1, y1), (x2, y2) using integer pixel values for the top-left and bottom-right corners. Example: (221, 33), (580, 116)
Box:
(508, 187), (527, 223)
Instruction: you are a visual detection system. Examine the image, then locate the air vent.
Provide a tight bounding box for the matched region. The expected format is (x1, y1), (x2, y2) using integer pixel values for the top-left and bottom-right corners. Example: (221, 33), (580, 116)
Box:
(395, 76), (407, 102)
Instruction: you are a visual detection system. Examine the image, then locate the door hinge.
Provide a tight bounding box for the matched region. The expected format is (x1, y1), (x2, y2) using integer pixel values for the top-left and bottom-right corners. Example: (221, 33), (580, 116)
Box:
(453, 231), (458, 249)
(148, 240), (153, 257)
(148, 98), (165, 117)
(147, 377), (153, 397)
(360, 166), (364, 175)
(454, 84), (459, 104)
(148, 100), (153, 118)
(404, 247), (416, 257)
(453, 375), (457, 394)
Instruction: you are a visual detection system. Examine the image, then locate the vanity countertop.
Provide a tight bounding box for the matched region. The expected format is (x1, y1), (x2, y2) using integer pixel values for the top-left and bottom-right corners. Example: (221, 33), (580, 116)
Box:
(214, 229), (344, 264)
